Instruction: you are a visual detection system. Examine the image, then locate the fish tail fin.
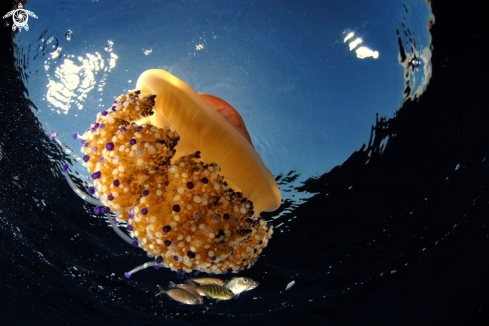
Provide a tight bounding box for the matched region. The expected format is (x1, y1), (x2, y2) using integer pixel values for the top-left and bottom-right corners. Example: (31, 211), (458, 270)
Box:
(204, 293), (213, 300)
(155, 285), (166, 297)
(185, 279), (198, 288)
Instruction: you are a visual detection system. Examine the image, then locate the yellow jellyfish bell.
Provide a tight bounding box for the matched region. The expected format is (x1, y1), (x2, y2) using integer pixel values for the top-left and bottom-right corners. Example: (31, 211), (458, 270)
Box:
(78, 69), (281, 276)
(135, 69), (281, 214)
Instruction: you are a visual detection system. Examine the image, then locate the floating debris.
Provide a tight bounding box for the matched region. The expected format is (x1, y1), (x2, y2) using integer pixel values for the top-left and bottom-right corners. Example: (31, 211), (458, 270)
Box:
(410, 57), (421, 67)
(285, 280), (295, 290)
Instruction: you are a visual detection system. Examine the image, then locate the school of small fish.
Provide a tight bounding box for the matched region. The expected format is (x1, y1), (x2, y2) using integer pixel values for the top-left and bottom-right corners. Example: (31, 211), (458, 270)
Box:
(155, 277), (259, 305)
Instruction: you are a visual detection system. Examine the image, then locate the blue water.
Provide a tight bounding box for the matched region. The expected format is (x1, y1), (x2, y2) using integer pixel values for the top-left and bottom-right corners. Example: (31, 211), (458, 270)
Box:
(3, 1), (488, 325)
(17, 0), (432, 180)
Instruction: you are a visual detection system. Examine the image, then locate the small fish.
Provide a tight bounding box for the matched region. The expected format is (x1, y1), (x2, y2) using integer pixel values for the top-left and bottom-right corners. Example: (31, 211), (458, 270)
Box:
(190, 277), (224, 286)
(197, 284), (235, 301)
(224, 277), (259, 297)
(169, 281), (204, 304)
(155, 285), (202, 305)
(192, 284), (208, 297)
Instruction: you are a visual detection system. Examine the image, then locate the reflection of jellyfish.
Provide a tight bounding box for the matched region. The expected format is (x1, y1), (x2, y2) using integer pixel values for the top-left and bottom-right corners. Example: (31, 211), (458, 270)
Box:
(62, 69), (281, 278)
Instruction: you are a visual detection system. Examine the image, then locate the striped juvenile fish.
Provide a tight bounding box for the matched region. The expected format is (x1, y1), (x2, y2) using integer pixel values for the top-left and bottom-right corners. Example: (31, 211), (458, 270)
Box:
(197, 284), (235, 301)
(224, 277), (259, 297)
(169, 281), (204, 304)
(190, 277), (224, 286)
(155, 285), (202, 305)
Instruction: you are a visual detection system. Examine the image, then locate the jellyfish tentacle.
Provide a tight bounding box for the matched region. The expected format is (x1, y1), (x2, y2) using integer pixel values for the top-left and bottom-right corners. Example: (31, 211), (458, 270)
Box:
(51, 133), (84, 163)
(107, 215), (133, 245)
(51, 133), (102, 205)
(124, 261), (163, 278)
(62, 167), (102, 206)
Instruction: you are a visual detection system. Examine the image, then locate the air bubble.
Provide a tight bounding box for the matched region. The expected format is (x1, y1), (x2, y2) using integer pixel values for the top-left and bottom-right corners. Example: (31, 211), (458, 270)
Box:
(65, 30), (73, 41)
(78, 68), (88, 78)
(46, 37), (58, 53)
(105, 40), (113, 52)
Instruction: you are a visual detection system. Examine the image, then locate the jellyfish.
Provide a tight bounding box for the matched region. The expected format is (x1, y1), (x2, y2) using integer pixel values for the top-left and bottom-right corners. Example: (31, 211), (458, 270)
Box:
(61, 69), (281, 278)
